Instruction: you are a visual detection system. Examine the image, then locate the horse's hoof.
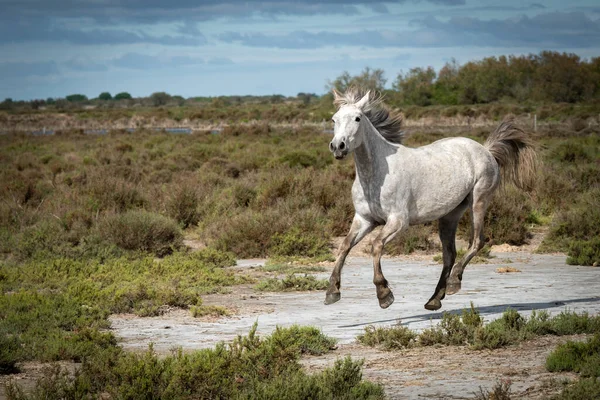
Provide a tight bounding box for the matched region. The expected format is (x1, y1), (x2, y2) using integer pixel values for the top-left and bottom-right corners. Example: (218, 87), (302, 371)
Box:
(378, 290), (395, 309)
(446, 280), (462, 295)
(424, 298), (442, 311)
(324, 292), (341, 305)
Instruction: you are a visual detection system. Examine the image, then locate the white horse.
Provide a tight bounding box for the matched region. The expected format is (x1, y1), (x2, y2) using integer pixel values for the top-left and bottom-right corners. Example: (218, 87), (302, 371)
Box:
(325, 88), (536, 311)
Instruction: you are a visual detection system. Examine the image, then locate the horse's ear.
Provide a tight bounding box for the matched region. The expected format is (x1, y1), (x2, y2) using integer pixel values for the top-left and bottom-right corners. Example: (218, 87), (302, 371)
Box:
(332, 88), (343, 102)
(355, 91), (370, 111)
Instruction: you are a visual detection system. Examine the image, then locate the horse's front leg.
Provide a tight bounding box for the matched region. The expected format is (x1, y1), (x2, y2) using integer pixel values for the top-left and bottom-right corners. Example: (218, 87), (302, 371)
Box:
(371, 216), (406, 309)
(325, 214), (375, 305)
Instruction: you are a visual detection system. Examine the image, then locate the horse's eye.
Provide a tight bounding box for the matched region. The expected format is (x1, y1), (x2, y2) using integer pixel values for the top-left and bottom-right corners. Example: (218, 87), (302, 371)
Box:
(355, 117), (361, 122)
(332, 119), (335, 124)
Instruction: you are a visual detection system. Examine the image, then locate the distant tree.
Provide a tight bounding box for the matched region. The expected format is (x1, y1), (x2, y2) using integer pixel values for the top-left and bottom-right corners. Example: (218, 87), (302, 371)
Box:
(150, 92), (171, 106)
(114, 92), (132, 100)
(98, 92), (112, 101)
(393, 67), (436, 106)
(432, 59), (460, 105)
(170, 95), (184, 106)
(0, 98), (14, 110)
(297, 92), (317, 105)
(30, 99), (45, 110)
(46, 97), (56, 105)
(65, 94), (88, 103)
(270, 94), (285, 104)
(533, 51), (591, 103)
(326, 67), (387, 93)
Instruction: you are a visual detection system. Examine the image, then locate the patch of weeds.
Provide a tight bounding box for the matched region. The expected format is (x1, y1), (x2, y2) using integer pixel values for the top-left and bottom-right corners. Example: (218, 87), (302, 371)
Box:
(361, 306), (600, 353)
(166, 184), (199, 228)
(0, 331), (21, 374)
(551, 378), (600, 400)
(269, 227), (332, 260)
(260, 261), (327, 274)
(541, 189), (600, 253)
(567, 237), (600, 266)
(546, 334), (600, 377)
(191, 304), (231, 318)
(97, 209), (183, 256)
(267, 325), (337, 355)
(357, 323), (417, 350)
(6, 324), (381, 399)
(0, 250), (251, 365)
(255, 274), (328, 292)
(474, 379), (513, 400)
(420, 303), (484, 347)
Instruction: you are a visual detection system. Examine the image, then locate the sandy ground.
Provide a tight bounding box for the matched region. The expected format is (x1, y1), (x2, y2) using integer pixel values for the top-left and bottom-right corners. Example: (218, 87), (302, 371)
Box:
(3, 244), (599, 399)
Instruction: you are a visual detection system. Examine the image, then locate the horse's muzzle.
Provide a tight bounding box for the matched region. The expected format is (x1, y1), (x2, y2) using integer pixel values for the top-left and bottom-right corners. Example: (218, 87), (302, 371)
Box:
(333, 150), (347, 160)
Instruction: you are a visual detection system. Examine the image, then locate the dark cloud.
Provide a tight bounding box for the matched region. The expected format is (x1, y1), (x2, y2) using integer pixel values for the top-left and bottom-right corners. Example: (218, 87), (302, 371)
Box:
(113, 52), (205, 69)
(0, 1), (464, 25)
(0, 19), (206, 46)
(414, 11), (600, 48)
(64, 58), (109, 72)
(219, 11), (600, 49)
(0, 61), (59, 78)
(219, 30), (391, 49)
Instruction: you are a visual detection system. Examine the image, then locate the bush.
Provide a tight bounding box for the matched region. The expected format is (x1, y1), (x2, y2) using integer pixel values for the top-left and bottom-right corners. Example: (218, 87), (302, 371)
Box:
(98, 210), (183, 256)
(0, 331), (21, 374)
(551, 378), (600, 400)
(255, 274), (329, 292)
(166, 184), (199, 228)
(567, 237), (600, 266)
(546, 334), (600, 376)
(357, 324), (417, 350)
(269, 227), (331, 259)
(5, 324), (381, 399)
(542, 189), (600, 252)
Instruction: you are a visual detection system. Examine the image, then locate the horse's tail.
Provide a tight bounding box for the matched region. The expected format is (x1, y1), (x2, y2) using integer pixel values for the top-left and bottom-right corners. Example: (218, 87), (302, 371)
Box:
(484, 116), (537, 190)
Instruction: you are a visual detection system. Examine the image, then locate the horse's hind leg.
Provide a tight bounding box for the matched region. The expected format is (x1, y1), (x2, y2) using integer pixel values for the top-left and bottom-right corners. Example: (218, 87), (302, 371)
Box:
(371, 216), (406, 309)
(325, 214), (375, 305)
(425, 200), (468, 310)
(446, 193), (491, 295)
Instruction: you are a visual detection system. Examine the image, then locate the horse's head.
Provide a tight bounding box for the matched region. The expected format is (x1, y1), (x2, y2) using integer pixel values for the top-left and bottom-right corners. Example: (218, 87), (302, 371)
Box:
(329, 89), (371, 160)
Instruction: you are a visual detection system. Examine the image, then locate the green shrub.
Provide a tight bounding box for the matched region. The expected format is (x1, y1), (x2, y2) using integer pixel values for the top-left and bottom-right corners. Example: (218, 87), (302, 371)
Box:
(567, 237), (600, 266)
(546, 334), (600, 376)
(357, 324), (417, 350)
(0, 330), (21, 374)
(5, 324), (380, 400)
(269, 227), (331, 259)
(541, 189), (600, 252)
(255, 274), (328, 292)
(166, 184), (199, 228)
(15, 218), (67, 259)
(98, 210), (183, 256)
(551, 378), (600, 400)
(267, 325), (337, 356)
(191, 304), (230, 318)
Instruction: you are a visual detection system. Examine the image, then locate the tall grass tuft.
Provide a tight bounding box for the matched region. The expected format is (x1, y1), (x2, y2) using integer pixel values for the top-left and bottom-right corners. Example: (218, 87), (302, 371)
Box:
(98, 210), (183, 256)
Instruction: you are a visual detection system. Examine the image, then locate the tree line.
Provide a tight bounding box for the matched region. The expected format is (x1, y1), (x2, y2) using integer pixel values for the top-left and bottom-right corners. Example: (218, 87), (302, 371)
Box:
(329, 51), (600, 106)
(1, 51), (598, 111)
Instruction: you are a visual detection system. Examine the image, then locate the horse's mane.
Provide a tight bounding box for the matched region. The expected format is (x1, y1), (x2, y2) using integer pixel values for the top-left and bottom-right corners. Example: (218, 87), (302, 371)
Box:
(333, 87), (405, 144)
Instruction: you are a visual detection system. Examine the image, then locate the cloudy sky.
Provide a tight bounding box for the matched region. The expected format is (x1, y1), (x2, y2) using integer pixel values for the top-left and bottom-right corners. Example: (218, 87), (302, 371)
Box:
(1, 0), (599, 100)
